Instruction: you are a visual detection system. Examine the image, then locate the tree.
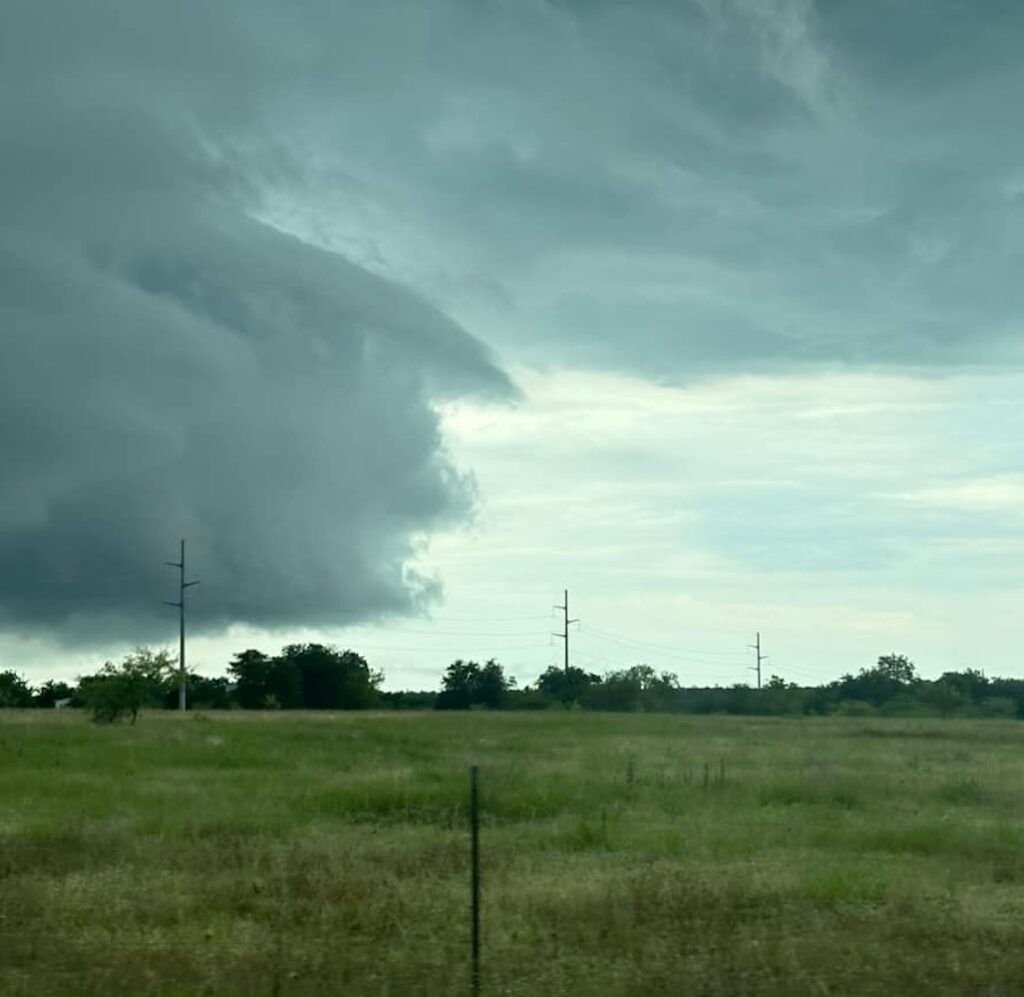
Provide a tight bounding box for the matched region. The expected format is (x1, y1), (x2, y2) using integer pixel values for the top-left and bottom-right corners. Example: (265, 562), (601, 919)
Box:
(642, 670), (681, 712)
(836, 653), (918, 708)
(980, 696), (1017, 718)
(227, 650), (277, 709)
(279, 643), (381, 709)
(584, 665), (676, 712)
(437, 659), (477, 710)
(876, 653), (916, 685)
(987, 677), (1024, 717)
(33, 680), (74, 708)
(585, 668), (640, 711)
(759, 675), (808, 716)
(536, 666), (601, 706)
(0, 671), (33, 708)
(228, 645), (380, 710)
(922, 678), (967, 718)
(227, 649), (303, 709)
(436, 659), (513, 710)
(79, 648), (174, 723)
(184, 674), (231, 710)
(477, 659), (513, 709)
(938, 669), (989, 703)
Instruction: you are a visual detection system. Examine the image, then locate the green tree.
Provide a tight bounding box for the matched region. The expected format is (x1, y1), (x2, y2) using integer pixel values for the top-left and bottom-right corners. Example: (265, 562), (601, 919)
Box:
(0, 671), (33, 708)
(185, 674), (231, 710)
(980, 696), (1017, 718)
(536, 665), (601, 706)
(584, 665), (676, 711)
(643, 670), (681, 711)
(938, 669), (989, 703)
(585, 668), (641, 711)
(80, 648), (174, 723)
(837, 653), (918, 708)
(759, 675), (808, 716)
(227, 650), (276, 709)
(436, 659), (513, 710)
(227, 649), (302, 709)
(437, 659), (479, 710)
(279, 643), (381, 709)
(476, 659), (513, 709)
(987, 677), (1024, 717)
(228, 645), (379, 709)
(876, 653), (916, 685)
(33, 680), (74, 708)
(922, 678), (967, 718)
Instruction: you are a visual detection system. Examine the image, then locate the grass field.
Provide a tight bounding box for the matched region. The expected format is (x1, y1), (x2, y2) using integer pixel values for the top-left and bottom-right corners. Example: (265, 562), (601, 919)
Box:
(3, 710), (1024, 995)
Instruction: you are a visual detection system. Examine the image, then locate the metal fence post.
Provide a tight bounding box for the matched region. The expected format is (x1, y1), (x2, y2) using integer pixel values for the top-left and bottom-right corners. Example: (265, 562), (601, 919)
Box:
(470, 764), (480, 996)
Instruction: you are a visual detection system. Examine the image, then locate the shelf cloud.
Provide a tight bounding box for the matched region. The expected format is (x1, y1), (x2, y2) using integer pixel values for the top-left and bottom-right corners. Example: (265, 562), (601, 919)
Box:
(1, 1), (513, 641)
(4, 0), (1023, 654)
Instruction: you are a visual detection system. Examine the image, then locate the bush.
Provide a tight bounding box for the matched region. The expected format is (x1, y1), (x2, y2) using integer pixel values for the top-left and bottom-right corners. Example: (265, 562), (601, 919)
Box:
(980, 697), (1017, 718)
(880, 694), (932, 717)
(79, 649), (174, 724)
(0, 671), (33, 708)
(436, 659), (513, 710)
(33, 680), (74, 708)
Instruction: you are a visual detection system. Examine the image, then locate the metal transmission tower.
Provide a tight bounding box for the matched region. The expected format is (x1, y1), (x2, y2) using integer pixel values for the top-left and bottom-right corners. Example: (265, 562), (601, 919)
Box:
(552, 589), (578, 674)
(749, 631), (767, 690)
(165, 538), (200, 711)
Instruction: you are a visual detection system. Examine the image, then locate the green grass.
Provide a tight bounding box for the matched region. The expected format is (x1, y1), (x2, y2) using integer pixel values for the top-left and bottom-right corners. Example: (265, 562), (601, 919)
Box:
(3, 711), (1024, 994)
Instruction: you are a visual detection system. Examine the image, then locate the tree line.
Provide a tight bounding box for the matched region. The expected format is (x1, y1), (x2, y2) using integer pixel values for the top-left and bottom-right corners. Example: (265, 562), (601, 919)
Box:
(425, 653), (1024, 718)
(0, 644), (381, 722)
(2, 648), (1023, 722)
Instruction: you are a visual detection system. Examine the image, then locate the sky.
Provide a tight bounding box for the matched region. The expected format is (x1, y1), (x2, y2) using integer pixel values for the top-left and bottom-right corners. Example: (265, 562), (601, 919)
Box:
(3, 0), (1024, 689)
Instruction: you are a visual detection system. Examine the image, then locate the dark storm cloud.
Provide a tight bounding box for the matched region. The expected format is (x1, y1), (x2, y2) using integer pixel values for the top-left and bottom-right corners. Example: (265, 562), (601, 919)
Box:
(0, 1), (512, 640)
(244, 0), (1024, 376)
(4, 0), (1022, 642)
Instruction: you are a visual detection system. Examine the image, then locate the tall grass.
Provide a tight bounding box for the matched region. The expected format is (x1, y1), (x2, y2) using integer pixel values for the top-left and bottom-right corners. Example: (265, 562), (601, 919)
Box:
(2, 711), (1024, 994)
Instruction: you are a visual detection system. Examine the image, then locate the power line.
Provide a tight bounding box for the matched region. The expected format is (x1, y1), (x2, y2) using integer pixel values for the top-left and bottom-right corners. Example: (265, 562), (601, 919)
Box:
(571, 626), (759, 686)
(578, 623), (748, 658)
(420, 615), (553, 624)
(568, 646), (754, 686)
(352, 641), (552, 654)
(164, 538), (200, 712)
(349, 627), (548, 638)
(573, 649), (614, 665)
(577, 627), (747, 667)
(780, 664), (822, 680)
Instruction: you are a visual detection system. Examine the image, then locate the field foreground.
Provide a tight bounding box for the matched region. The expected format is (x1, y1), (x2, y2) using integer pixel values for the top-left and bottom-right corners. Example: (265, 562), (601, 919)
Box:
(2, 711), (1024, 995)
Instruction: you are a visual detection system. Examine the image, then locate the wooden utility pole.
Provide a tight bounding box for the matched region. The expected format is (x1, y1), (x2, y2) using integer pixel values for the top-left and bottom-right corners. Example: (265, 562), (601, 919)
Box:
(749, 631), (766, 690)
(165, 539), (200, 711)
(552, 589), (578, 673)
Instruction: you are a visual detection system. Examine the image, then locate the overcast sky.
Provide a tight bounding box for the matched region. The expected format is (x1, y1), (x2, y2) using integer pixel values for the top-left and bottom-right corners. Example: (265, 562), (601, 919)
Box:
(4, 1), (1024, 688)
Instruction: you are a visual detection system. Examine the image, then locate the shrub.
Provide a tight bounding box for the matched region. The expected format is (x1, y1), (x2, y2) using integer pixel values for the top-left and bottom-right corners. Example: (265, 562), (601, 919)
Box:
(980, 696), (1017, 718)
(0, 671), (33, 708)
(79, 648), (174, 724)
